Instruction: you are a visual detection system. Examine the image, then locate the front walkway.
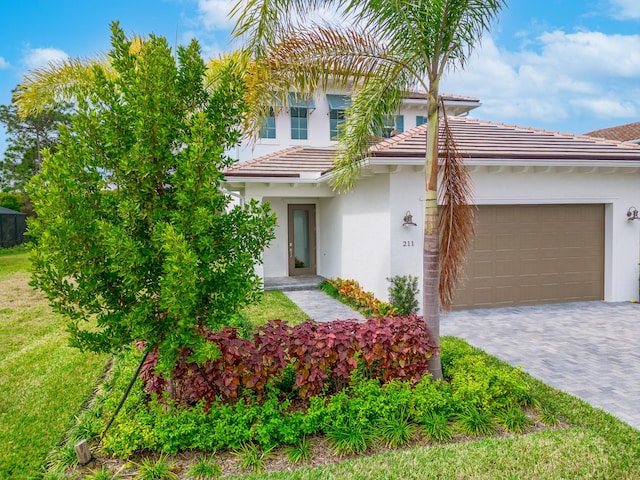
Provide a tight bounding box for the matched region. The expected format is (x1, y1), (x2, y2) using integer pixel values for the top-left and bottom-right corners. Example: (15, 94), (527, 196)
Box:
(284, 289), (365, 323)
(441, 301), (640, 430)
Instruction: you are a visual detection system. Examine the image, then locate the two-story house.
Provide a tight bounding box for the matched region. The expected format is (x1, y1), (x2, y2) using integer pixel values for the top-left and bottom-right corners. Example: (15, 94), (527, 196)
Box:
(224, 91), (640, 311)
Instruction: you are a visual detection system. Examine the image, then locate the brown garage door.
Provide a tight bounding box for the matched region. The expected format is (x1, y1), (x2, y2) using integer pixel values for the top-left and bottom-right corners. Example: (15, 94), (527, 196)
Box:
(452, 204), (604, 309)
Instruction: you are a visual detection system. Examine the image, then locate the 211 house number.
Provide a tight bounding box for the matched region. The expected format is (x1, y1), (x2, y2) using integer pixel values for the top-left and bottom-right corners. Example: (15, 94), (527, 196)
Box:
(402, 241), (415, 247)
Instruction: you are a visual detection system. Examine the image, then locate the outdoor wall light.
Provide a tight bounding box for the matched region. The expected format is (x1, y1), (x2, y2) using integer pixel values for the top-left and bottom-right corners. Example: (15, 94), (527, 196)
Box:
(403, 210), (417, 226)
(627, 206), (640, 221)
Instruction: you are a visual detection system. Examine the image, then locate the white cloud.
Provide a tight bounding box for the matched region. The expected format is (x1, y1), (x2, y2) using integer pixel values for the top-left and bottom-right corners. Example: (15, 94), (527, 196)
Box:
(569, 97), (638, 118)
(0, 57), (9, 69)
(197, 0), (236, 30)
(441, 31), (640, 133)
(610, 0), (640, 19)
(22, 47), (69, 70)
(535, 31), (640, 78)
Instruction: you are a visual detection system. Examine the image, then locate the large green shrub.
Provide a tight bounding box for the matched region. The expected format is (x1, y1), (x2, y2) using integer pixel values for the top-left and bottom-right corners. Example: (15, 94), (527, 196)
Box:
(27, 23), (276, 370)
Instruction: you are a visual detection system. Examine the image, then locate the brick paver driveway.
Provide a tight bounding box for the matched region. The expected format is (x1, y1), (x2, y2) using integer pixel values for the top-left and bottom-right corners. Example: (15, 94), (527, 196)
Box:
(441, 301), (640, 430)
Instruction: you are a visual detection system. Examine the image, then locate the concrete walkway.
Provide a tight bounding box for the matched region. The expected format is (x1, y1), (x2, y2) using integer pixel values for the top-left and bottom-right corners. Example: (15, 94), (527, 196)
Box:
(442, 301), (640, 430)
(284, 289), (365, 323)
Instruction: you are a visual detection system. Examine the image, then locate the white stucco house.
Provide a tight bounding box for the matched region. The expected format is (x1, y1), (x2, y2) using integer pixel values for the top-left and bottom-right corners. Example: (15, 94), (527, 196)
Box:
(223, 91), (640, 310)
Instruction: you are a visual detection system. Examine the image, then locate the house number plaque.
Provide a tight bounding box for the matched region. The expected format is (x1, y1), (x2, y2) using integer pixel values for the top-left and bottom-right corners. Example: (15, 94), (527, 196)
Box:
(402, 241), (415, 247)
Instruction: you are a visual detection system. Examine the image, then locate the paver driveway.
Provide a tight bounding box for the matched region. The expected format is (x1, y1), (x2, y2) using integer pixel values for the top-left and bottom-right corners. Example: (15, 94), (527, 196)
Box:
(441, 301), (640, 430)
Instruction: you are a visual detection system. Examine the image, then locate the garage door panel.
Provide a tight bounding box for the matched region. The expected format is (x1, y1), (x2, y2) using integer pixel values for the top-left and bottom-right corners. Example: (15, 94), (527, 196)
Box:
(453, 204), (604, 309)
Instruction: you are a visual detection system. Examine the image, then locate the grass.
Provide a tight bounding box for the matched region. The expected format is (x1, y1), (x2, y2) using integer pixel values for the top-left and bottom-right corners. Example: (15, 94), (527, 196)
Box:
(231, 429), (614, 479)
(0, 249), (107, 479)
(242, 290), (309, 326)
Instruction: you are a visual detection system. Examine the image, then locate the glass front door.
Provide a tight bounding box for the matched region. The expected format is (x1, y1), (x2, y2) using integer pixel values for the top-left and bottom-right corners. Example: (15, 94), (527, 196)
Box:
(288, 204), (316, 276)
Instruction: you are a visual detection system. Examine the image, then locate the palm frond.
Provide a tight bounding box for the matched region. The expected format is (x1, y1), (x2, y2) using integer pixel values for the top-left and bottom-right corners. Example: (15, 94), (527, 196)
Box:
(438, 104), (475, 309)
(231, 0), (346, 56)
(241, 26), (410, 144)
(14, 55), (112, 118)
(331, 66), (410, 191)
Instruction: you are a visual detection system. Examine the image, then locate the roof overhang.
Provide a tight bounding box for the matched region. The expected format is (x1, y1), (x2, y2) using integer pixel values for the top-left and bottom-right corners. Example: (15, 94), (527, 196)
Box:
(367, 156), (640, 169)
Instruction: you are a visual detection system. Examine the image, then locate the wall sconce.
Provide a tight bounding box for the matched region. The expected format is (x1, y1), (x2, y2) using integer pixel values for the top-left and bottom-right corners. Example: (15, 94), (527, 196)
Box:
(403, 210), (417, 226)
(627, 206), (640, 221)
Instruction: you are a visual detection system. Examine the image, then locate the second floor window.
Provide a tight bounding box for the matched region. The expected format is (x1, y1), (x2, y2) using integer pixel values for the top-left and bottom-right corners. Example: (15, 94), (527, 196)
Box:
(329, 109), (347, 140)
(327, 94), (352, 140)
(259, 108), (276, 139)
(291, 107), (308, 140)
(382, 115), (404, 138)
(289, 93), (315, 140)
(416, 115), (427, 126)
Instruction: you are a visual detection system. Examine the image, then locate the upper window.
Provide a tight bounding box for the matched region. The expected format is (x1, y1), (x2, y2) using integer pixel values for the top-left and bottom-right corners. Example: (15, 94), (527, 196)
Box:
(416, 115), (427, 126)
(259, 107), (276, 139)
(326, 94), (352, 140)
(289, 93), (315, 140)
(381, 115), (404, 138)
(291, 107), (308, 140)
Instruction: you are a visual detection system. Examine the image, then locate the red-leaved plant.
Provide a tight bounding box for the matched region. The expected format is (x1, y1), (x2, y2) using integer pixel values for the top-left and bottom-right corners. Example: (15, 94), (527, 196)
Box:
(139, 315), (437, 407)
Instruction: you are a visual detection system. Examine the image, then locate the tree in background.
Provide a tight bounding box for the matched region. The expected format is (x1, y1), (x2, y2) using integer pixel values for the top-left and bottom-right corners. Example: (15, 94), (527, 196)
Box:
(25, 23), (276, 371)
(0, 94), (72, 192)
(0, 192), (24, 212)
(233, 0), (505, 379)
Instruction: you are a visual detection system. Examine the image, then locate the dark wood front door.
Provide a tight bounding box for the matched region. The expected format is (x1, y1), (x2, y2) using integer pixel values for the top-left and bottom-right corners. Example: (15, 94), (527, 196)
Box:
(288, 204), (316, 276)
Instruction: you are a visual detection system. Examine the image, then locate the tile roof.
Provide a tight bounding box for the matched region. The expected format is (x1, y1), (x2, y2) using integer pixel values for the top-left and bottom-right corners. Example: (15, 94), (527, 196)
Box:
(373, 116), (640, 161)
(584, 121), (640, 143)
(224, 146), (336, 178)
(406, 92), (480, 104)
(224, 117), (640, 180)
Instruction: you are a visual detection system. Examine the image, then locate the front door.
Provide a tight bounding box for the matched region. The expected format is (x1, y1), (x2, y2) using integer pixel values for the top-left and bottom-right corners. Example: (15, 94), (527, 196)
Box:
(288, 204), (316, 276)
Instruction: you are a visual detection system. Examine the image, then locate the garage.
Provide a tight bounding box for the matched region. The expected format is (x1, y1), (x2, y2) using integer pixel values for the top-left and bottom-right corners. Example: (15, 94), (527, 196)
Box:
(452, 204), (604, 309)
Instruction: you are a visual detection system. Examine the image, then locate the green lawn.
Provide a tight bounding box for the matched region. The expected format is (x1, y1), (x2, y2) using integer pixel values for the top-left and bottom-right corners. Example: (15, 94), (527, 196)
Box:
(242, 290), (309, 326)
(0, 249), (107, 479)
(4, 247), (640, 479)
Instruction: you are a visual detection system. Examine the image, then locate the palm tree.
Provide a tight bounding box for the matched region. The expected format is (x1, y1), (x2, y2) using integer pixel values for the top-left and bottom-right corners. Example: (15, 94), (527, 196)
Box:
(232, 0), (505, 378)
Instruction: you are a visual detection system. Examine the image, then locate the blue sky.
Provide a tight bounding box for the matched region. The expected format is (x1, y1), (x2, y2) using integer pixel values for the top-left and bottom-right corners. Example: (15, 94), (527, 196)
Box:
(1, 0), (640, 155)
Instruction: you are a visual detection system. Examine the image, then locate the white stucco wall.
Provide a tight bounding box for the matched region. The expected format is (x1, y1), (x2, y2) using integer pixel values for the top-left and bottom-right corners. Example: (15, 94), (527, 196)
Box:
(385, 164), (640, 311)
(232, 92), (436, 163)
(327, 175), (391, 300)
(240, 163), (640, 310)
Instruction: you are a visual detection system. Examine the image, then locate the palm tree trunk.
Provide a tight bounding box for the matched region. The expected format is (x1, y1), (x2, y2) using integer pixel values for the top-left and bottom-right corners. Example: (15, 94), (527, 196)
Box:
(424, 89), (442, 380)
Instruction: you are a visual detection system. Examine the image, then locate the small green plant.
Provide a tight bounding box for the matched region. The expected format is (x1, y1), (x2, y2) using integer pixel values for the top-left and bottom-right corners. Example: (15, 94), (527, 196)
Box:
(287, 437), (312, 464)
(187, 454), (221, 479)
(538, 407), (560, 427)
(326, 422), (373, 456)
(376, 410), (417, 447)
(45, 443), (78, 474)
(496, 406), (531, 434)
(456, 407), (496, 437)
(387, 275), (420, 315)
(133, 455), (178, 480)
(421, 412), (454, 442)
(87, 466), (122, 479)
(233, 442), (274, 472)
(320, 279), (339, 298)
(71, 410), (104, 443)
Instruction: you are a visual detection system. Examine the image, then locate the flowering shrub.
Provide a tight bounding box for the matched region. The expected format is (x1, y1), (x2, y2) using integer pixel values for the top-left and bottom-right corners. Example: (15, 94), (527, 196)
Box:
(328, 278), (397, 317)
(139, 315), (437, 406)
